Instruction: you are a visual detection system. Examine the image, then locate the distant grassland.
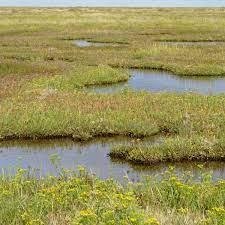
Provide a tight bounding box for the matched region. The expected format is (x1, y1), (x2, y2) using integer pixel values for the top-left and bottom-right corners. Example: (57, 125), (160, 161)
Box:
(1, 8), (225, 164)
(1, 8), (225, 80)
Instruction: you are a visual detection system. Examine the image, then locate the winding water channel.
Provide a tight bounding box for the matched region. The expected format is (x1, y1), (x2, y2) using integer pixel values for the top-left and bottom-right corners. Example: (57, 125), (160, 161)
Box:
(1, 137), (225, 182)
(2, 40), (225, 181)
(74, 40), (225, 95)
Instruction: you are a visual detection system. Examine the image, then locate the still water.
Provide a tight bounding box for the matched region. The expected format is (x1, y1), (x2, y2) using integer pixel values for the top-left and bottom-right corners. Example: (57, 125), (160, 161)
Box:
(74, 40), (116, 47)
(1, 137), (225, 182)
(87, 69), (225, 95)
(75, 40), (225, 95)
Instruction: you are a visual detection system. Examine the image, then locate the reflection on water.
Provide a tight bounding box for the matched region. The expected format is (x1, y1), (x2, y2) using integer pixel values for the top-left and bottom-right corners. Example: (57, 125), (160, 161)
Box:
(0, 137), (158, 182)
(87, 69), (225, 95)
(74, 40), (116, 47)
(0, 137), (225, 182)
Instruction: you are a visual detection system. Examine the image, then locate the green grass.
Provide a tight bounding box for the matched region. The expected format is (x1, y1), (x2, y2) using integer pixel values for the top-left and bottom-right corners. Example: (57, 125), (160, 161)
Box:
(2, 7), (225, 225)
(1, 167), (225, 225)
(31, 65), (130, 90)
(1, 9), (225, 172)
(1, 8), (225, 81)
(110, 136), (225, 165)
(1, 89), (225, 163)
(0, 168), (155, 225)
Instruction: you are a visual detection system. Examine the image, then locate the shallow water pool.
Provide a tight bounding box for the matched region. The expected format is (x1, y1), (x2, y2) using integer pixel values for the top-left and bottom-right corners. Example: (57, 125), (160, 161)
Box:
(0, 137), (225, 182)
(87, 69), (225, 95)
(74, 40), (116, 47)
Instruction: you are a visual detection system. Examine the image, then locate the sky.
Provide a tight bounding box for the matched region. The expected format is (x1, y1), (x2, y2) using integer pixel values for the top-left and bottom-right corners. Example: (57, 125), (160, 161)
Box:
(0, 0), (225, 7)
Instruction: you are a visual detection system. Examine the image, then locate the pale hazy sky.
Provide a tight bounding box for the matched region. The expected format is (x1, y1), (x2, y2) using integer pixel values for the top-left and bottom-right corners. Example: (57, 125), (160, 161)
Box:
(0, 0), (225, 7)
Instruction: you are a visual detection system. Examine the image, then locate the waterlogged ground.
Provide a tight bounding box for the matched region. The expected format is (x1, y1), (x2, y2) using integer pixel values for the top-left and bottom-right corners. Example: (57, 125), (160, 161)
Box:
(1, 8), (225, 162)
(1, 8), (225, 225)
(1, 137), (225, 183)
(87, 69), (225, 95)
(74, 40), (119, 47)
(0, 137), (158, 181)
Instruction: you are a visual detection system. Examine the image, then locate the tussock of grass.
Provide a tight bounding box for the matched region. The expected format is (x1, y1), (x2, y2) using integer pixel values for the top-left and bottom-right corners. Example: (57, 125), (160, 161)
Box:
(110, 136), (225, 165)
(32, 65), (130, 90)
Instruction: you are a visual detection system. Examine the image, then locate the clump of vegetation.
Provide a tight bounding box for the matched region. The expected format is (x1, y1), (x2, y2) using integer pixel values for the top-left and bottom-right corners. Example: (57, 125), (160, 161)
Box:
(133, 167), (225, 225)
(0, 167), (158, 225)
(32, 65), (130, 91)
(110, 135), (225, 165)
(131, 45), (225, 76)
(1, 167), (225, 225)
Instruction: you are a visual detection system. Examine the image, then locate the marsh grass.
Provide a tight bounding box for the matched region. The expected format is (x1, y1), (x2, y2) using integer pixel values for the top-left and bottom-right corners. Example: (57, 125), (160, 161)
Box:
(0, 167), (159, 225)
(2, 88), (225, 164)
(133, 168), (225, 225)
(1, 8), (225, 79)
(0, 167), (225, 225)
(110, 136), (225, 165)
(1, 8), (225, 177)
(31, 65), (130, 90)
(0, 90), (225, 141)
(2, 7), (225, 225)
